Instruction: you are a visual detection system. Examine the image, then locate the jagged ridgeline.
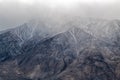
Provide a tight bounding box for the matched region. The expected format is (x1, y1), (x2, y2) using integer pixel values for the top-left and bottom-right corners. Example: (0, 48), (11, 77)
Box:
(0, 17), (120, 80)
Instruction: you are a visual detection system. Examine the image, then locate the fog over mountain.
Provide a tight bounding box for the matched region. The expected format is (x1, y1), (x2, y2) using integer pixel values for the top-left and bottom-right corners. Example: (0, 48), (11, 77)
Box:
(0, 0), (120, 80)
(0, 0), (120, 30)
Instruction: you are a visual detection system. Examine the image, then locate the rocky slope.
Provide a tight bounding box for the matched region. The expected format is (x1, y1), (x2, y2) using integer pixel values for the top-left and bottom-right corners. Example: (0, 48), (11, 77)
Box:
(0, 18), (120, 80)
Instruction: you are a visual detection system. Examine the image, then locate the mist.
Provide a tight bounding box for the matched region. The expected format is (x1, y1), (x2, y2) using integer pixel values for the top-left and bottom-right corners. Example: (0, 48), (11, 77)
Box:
(0, 0), (120, 30)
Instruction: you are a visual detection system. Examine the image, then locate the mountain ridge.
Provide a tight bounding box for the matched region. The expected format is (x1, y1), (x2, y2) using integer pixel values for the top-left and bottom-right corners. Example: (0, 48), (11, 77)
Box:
(0, 18), (120, 80)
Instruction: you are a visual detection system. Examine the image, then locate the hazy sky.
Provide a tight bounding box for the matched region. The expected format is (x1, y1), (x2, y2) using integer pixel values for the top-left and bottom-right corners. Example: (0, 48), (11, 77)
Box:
(0, 0), (120, 30)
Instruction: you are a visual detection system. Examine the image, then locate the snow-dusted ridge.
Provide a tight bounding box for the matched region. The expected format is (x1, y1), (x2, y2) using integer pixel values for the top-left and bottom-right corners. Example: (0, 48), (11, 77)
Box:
(0, 17), (119, 43)
(0, 17), (119, 45)
(11, 18), (120, 39)
(0, 17), (120, 80)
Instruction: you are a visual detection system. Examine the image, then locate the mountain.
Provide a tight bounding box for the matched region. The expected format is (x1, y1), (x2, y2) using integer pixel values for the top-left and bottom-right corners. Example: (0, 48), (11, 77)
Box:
(0, 18), (120, 80)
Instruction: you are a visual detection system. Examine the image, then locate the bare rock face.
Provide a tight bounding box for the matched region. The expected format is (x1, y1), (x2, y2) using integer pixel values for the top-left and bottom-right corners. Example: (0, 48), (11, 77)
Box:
(0, 18), (120, 80)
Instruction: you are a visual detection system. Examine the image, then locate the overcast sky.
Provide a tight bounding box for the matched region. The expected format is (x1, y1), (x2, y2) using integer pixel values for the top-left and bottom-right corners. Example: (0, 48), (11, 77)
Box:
(0, 0), (120, 30)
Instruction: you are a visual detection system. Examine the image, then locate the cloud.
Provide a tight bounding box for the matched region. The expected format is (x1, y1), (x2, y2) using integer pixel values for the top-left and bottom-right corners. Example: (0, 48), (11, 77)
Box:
(0, 0), (120, 30)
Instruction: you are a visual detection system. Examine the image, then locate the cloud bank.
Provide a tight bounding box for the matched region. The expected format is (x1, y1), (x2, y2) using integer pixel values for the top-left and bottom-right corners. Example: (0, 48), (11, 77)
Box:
(0, 0), (120, 30)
